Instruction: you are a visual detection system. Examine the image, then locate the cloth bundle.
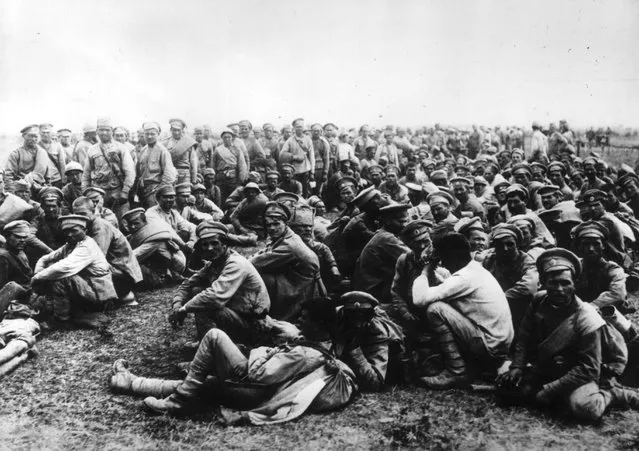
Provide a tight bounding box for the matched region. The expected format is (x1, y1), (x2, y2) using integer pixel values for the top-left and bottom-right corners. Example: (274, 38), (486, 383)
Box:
(0, 303), (40, 379)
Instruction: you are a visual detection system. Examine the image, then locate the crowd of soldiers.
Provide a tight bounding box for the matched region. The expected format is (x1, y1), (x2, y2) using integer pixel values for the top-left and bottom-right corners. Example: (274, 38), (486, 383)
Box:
(3, 116), (639, 424)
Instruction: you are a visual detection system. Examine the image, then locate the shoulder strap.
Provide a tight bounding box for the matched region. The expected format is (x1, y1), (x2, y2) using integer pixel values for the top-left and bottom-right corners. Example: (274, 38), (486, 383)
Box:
(98, 143), (124, 184)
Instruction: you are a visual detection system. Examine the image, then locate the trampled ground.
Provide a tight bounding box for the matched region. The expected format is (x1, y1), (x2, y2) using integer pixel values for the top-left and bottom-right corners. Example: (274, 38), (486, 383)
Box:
(2, 284), (639, 450)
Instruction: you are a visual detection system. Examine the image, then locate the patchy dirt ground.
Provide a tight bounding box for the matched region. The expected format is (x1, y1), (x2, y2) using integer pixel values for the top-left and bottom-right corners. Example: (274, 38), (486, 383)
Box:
(2, 285), (639, 451)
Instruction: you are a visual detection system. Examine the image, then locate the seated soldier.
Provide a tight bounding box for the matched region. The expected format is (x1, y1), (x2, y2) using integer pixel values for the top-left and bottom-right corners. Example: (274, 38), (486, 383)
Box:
(27, 187), (65, 264)
(175, 182), (213, 226)
(224, 171), (262, 212)
(229, 182), (268, 241)
(502, 184), (555, 247)
(496, 249), (639, 422)
(405, 183), (434, 222)
(507, 214), (546, 261)
(427, 191), (458, 226)
(169, 221), (271, 344)
(333, 291), (405, 391)
(13, 179), (43, 215)
(288, 201), (341, 295)
(453, 217), (488, 260)
(263, 170), (284, 201)
(278, 164), (303, 196)
(122, 208), (187, 287)
(413, 233), (514, 389)
(390, 220), (438, 376)
(307, 195), (331, 242)
(31, 214), (117, 328)
(146, 185), (196, 250)
(450, 176), (486, 221)
(536, 185), (562, 213)
(83, 187), (119, 229)
(61, 162), (84, 211)
(379, 166), (409, 204)
(192, 183), (224, 219)
(353, 203), (410, 304)
(332, 186), (388, 280)
(0, 221), (33, 311)
(572, 221), (628, 310)
(250, 202), (321, 322)
(110, 299), (357, 419)
(72, 197), (143, 302)
(482, 224), (539, 330)
(576, 189), (633, 276)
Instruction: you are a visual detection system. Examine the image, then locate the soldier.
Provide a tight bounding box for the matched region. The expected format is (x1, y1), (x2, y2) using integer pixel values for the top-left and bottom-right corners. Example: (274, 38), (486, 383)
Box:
(81, 118), (135, 225)
(572, 221), (628, 310)
(31, 186), (65, 252)
(72, 197), (142, 302)
(61, 162), (84, 211)
(311, 123), (331, 195)
(482, 224), (539, 330)
(0, 220), (33, 291)
(58, 128), (74, 162)
(250, 202), (321, 322)
(194, 126), (214, 176)
(192, 184), (223, 218)
(497, 248), (639, 422)
(427, 191), (458, 226)
(279, 163), (303, 196)
(122, 208), (187, 287)
(73, 123), (98, 168)
(137, 121), (177, 208)
(379, 166), (409, 204)
(263, 170), (284, 201)
(37, 123), (67, 188)
(353, 203), (410, 304)
(32, 214), (117, 328)
(83, 187), (119, 229)
(211, 129), (248, 203)
(547, 161), (574, 200)
(279, 118), (315, 197)
(169, 221), (271, 343)
(450, 177), (486, 221)
(413, 233), (513, 389)
(229, 182), (268, 240)
(146, 185), (196, 250)
(238, 120), (267, 173)
(5, 125), (49, 186)
(162, 118), (198, 185)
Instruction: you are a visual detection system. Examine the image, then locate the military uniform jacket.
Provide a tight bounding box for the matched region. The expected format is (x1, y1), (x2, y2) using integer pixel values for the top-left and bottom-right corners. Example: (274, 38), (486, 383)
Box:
(174, 249), (270, 317)
(0, 248), (33, 288)
(250, 228), (320, 321)
(353, 229), (409, 304)
(88, 217), (143, 284)
(576, 258), (626, 309)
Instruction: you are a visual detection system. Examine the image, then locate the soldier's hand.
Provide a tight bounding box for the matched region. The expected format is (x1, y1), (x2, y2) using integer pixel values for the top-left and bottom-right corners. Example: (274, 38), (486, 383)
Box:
(169, 307), (187, 327)
(496, 368), (523, 389)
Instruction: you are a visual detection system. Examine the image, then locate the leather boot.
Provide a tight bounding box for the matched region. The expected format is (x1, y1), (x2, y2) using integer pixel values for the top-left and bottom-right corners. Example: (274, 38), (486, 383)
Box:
(143, 373), (205, 414)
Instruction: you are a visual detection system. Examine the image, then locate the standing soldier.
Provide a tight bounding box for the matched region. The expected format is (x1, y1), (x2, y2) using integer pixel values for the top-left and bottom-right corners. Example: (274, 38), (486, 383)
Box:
(38, 123), (67, 188)
(259, 123), (279, 165)
(137, 122), (177, 208)
(194, 126), (214, 177)
(311, 123), (330, 196)
(238, 120), (266, 172)
(162, 119), (198, 185)
(5, 125), (52, 187)
(58, 128), (74, 162)
(81, 117), (136, 225)
(279, 118), (315, 197)
(211, 129), (248, 204)
(73, 123), (98, 168)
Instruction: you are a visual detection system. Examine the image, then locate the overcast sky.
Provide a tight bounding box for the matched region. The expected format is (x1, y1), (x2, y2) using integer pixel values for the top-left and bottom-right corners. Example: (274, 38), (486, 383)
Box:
(1, 0), (638, 136)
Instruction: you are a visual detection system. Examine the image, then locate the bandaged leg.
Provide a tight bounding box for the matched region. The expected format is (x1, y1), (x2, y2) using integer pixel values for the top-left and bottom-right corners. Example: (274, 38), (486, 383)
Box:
(110, 359), (181, 397)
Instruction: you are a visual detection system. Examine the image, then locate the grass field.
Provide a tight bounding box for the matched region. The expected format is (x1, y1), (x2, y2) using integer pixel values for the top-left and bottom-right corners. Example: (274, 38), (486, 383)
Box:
(2, 281), (639, 450)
